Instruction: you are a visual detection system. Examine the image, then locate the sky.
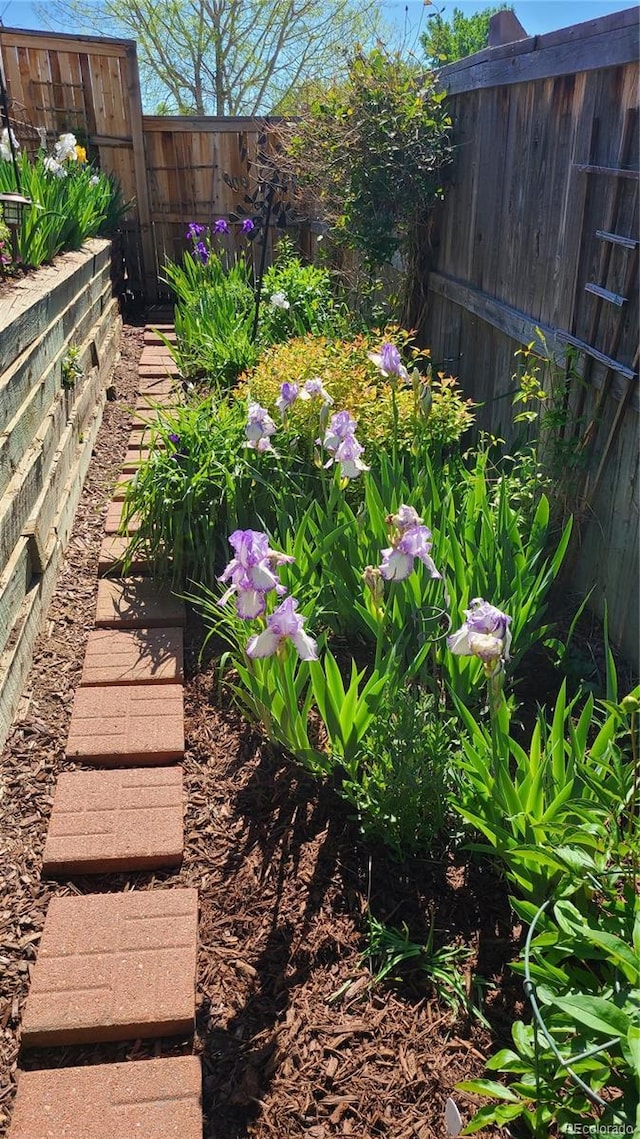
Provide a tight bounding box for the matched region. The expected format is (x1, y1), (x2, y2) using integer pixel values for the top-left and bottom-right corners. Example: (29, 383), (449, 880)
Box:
(0, 0), (638, 43)
(384, 0), (638, 46)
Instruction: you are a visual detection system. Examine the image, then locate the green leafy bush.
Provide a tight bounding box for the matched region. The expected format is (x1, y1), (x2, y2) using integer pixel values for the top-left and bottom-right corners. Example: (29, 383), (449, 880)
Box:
(258, 236), (344, 343)
(339, 687), (461, 858)
(280, 47), (452, 270)
(121, 397), (249, 586)
(241, 330), (474, 453)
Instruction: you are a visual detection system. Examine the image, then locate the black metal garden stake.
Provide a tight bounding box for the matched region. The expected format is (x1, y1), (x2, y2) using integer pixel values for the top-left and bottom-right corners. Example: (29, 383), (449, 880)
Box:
(250, 179), (275, 343)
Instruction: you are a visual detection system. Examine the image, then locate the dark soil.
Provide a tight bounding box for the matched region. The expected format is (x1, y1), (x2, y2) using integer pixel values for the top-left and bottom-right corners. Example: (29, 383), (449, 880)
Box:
(0, 319), (525, 1139)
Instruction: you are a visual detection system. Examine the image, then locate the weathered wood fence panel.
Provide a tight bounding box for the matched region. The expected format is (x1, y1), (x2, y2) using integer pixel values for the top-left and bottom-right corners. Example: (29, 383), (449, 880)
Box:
(1, 28), (305, 299)
(424, 9), (639, 666)
(142, 116), (294, 293)
(0, 239), (121, 747)
(0, 27), (156, 298)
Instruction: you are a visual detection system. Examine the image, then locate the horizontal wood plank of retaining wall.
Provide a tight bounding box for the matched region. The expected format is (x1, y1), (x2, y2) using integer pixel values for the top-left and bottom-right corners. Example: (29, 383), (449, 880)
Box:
(438, 8), (639, 93)
(24, 300), (121, 568)
(0, 293), (119, 572)
(0, 295), (121, 745)
(0, 382), (109, 744)
(0, 537), (32, 658)
(0, 268), (114, 496)
(0, 239), (112, 376)
(0, 254), (113, 435)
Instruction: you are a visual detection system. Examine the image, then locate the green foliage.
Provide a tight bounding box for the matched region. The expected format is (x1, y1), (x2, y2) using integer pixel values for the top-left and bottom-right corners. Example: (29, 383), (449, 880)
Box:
(339, 687), (461, 858)
(165, 235), (348, 387)
(258, 236), (344, 342)
(421, 5), (512, 68)
(61, 344), (84, 389)
(0, 151), (127, 268)
(282, 46), (452, 268)
(453, 682), (639, 904)
(459, 884), (640, 1136)
(243, 330), (474, 453)
(194, 582), (392, 780)
(121, 397), (249, 586)
(427, 447), (572, 703)
(359, 913), (476, 1019)
(163, 250), (258, 385)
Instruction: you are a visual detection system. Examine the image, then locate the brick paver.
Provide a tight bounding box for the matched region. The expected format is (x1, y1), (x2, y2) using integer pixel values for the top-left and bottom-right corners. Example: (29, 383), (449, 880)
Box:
(131, 407), (179, 429)
(7, 1057), (202, 1139)
(66, 683), (184, 764)
(128, 427), (163, 450)
(96, 578), (186, 628)
(112, 470), (138, 500)
(21, 889), (198, 1045)
(136, 391), (182, 409)
(80, 627), (183, 686)
(98, 535), (148, 574)
(138, 375), (181, 394)
(104, 499), (140, 534)
(139, 350), (176, 366)
(42, 767), (184, 875)
(121, 449), (151, 471)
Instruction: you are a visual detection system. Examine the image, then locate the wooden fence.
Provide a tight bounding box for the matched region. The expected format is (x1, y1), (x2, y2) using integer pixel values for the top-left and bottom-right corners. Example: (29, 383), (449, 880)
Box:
(422, 8), (639, 666)
(0, 27), (304, 299)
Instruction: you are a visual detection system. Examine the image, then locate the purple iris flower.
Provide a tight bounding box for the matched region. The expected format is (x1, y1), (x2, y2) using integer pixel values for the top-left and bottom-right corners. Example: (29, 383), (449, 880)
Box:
(218, 529), (294, 620)
(379, 504), (440, 582)
(246, 596), (318, 661)
(368, 342), (409, 381)
(194, 241), (209, 264)
(321, 410), (358, 452)
(275, 381), (311, 418)
(187, 222), (206, 240)
(448, 598), (512, 666)
(213, 218), (230, 234)
(168, 433), (181, 445)
(241, 218), (255, 234)
(246, 401), (277, 452)
(320, 410), (369, 480)
(304, 377), (333, 404)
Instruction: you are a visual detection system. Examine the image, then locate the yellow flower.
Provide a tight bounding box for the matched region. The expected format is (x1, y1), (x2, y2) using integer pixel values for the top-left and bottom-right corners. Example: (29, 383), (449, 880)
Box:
(75, 145), (87, 164)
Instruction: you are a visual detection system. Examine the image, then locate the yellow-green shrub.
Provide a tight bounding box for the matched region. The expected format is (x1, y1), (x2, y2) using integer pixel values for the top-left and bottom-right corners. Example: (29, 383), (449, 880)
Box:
(238, 330), (474, 453)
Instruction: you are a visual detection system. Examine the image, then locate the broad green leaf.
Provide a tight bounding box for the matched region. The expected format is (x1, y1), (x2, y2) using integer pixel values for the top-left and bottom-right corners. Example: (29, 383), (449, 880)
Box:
(454, 1079), (519, 1102)
(553, 994), (631, 1039)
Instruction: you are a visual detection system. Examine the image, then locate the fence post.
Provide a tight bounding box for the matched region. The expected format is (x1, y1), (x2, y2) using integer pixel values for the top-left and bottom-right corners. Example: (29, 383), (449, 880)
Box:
(124, 42), (157, 302)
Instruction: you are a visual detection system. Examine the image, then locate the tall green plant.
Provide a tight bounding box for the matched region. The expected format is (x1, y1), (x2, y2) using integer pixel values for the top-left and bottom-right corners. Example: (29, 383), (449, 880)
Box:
(0, 151), (126, 267)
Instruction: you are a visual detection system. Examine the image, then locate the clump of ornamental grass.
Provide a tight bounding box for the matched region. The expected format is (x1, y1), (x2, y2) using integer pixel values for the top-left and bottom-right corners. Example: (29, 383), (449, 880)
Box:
(238, 329), (474, 454)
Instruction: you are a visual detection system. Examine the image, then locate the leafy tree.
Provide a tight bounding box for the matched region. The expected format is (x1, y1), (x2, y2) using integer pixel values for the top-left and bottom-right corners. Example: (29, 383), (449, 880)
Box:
(279, 46), (452, 322)
(41, 0), (383, 115)
(421, 4), (513, 68)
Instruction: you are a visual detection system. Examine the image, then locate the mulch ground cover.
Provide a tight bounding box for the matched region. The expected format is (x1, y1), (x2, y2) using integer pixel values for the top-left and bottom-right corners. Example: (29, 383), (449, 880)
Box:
(0, 319), (525, 1138)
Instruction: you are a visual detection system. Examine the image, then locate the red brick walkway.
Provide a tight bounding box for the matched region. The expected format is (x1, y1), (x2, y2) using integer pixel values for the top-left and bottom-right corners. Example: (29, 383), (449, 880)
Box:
(8, 327), (203, 1136)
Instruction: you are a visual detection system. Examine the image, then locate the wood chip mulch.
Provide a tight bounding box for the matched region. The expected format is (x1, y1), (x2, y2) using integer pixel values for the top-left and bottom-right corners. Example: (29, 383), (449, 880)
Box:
(0, 319), (521, 1139)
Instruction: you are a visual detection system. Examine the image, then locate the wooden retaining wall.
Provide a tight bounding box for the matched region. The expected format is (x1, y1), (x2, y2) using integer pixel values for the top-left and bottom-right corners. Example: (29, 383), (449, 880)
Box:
(0, 238), (121, 746)
(422, 9), (639, 667)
